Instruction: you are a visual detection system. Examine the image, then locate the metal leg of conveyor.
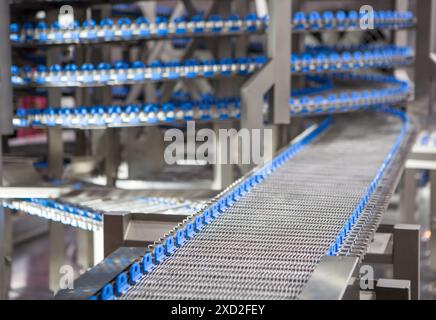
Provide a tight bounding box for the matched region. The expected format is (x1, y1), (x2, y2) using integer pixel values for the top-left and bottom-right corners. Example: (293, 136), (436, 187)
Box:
(48, 222), (65, 293)
(77, 229), (104, 270)
(46, 8), (65, 294)
(364, 224), (420, 300)
(376, 279), (411, 300)
(400, 168), (418, 224)
(0, 144), (8, 300)
(103, 212), (130, 258)
(212, 121), (234, 190)
(0, 205), (12, 300)
(77, 229), (91, 271)
(0, 0), (13, 300)
(429, 171), (436, 270)
(412, 0), (435, 116)
(393, 224), (420, 300)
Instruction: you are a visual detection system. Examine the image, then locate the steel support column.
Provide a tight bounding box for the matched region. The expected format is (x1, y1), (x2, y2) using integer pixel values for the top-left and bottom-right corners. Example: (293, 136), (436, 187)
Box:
(412, 0), (435, 116)
(267, 0), (291, 125)
(47, 10), (65, 294)
(393, 224), (420, 300)
(400, 168), (418, 224)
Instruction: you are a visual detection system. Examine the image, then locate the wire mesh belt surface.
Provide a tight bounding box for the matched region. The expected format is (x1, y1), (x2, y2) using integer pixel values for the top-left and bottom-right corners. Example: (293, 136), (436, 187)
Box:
(117, 111), (409, 300)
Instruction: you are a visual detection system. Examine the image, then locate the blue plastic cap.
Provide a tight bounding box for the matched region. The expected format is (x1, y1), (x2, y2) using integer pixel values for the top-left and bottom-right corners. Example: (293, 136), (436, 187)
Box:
(162, 103), (175, 112)
(100, 18), (114, 27)
(156, 16), (169, 24)
(36, 65), (47, 73)
(114, 61), (129, 69)
(50, 64), (62, 72)
(209, 15), (223, 22)
(81, 63), (94, 71)
(65, 64), (78, 72)
(118, 17), (132, 26)
(10, 23), (19, 33)
(11, 65), (19, 75)
(36, 21), (48, 30)
(97, 62), (111, 70)
(174, 16), (187, 23)
(132, 61), (145, 69)
(136, 17), (150, 25)
(83, 19), (96, 28)
(16, 108), (27, 117)
(191, 15), (203, 22)
(51, 21), (60, 29)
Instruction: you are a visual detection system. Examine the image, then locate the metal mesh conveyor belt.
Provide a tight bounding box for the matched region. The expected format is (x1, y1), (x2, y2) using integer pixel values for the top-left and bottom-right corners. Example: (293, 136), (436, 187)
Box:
(118, 111), (411, 300)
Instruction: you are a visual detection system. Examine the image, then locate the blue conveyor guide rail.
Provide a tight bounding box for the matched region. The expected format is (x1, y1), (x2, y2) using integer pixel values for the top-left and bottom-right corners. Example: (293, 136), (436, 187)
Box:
(56, 107), (414, 300)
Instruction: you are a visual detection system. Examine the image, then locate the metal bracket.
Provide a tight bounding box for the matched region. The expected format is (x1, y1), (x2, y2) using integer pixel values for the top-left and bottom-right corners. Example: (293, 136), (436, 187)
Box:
(103, 211), (188, 257)
(363, 223), (420, 300)
(299, 256), (360, 300)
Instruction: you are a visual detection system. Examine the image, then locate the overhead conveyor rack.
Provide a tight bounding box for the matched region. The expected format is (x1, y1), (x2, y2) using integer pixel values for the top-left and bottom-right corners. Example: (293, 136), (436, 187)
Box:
(9, 10), (415, 47)
(11, 72), (412, 129)
(10, 44), (413, 87)
(56, 107), (416, 300)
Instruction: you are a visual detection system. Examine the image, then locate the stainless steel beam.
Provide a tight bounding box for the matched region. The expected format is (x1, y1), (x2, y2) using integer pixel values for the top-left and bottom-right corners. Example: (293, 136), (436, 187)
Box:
(267, 0), (291, 125)
(241, 61), (274, 130)
(299, 256), (360, 300)
(0, 0), (13, 135)
(399, 168), (417, 224)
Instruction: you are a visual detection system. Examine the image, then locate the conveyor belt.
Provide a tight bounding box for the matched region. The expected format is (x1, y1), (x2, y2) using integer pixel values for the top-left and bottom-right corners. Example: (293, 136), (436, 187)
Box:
(97, 108), (411, 300)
